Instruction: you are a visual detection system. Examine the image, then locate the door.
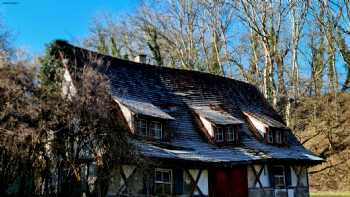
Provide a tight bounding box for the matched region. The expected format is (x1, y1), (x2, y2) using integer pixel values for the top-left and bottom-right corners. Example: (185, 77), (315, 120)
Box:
(209, 166), (248, 197)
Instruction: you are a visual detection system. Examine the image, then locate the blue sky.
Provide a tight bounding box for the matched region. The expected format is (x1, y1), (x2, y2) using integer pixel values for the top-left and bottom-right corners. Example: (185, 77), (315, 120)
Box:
(0, 0), (140, 55)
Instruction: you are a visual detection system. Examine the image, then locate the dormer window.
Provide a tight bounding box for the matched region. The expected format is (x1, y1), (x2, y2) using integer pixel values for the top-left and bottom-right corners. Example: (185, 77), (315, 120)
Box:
(214, 126), (238, 144)
(266, 129), (286, 145)
(113, 98), (174, 141)
(267, 130), (274, 143)
(244, 112), (288, 146)
(192, 106), (243, 145)
(137, 118), (148, 136)
(276, 130), (283, 144)
(135, 117), (163, 140)
(215, 127), (225, 142)
(150, 121), (162, 139)
(227, 127), (235, 142)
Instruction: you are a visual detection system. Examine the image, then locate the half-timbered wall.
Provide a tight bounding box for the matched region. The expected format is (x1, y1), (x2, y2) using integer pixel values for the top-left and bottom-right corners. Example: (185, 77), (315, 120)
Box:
(107, 165), (144, 196)
(186, 169), (209, 196)
(247, 164), (309, 197)
(247, 165), (270, 188)
(103, 164), (309, 197)
(106, 165), (209, 197)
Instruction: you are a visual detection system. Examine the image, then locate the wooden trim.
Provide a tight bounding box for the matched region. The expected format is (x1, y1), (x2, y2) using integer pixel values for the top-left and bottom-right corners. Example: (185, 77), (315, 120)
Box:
(244, 113), (265, 141)
(192, 111), (215, 144)
(250, 165), (264, 188)
(292, 166), (304, 187)
(113, 101), (134, 134)
(184, 169), (204, 197)
(117, 166), (138, 195)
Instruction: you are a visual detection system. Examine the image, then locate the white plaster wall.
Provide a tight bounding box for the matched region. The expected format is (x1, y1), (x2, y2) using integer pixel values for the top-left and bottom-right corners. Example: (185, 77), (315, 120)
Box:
(247, 165), (270, 188)
(189, 169), (209, 195)
(62, 69), (77, 98)
(246, 115), (267, 136)
(197, 170), (208, 195)
(291, 166), (308, 187)
(288, 189), (295, 197)
(199, 116), (214, 137)
(114, 100), (134, 132)
(123, 165), (136, 179)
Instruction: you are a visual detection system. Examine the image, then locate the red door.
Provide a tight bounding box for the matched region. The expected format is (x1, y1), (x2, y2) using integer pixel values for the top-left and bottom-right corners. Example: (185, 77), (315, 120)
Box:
(209, 166), (248, 197)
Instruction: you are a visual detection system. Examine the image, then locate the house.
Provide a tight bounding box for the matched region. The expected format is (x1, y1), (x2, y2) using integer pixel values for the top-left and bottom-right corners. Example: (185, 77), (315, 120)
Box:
(55, 40), (323, 197)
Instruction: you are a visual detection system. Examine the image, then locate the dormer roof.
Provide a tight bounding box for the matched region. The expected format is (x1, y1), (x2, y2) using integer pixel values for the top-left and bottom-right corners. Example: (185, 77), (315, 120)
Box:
(244, 111), (287, 129)
(114, 97), (175, 120)
(192, 106), (243, 125)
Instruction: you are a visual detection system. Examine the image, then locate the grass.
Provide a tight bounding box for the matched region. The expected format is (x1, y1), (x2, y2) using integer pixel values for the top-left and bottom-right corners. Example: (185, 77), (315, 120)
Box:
(310, 192), (350, 197)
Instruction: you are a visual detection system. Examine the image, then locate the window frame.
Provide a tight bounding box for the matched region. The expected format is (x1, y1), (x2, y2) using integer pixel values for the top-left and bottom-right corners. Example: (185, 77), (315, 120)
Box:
(266, 129), (287, 145)
(137, 118), (148, 136)
(267, 130), (274, 144)
(150, 121), (162, 139)
(215, 127), (225, 142)
(275, 131), (283, 144)
(154, 168), (173, 195)
(135, 117), (164, 140)
(271, 166), (286, 188)
(214, 125), (239, 144)
(226, 126), (235, 142)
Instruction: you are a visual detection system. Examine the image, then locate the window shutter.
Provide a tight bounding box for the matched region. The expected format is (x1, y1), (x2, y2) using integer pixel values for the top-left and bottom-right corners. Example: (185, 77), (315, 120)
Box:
(173, 169), (183, 194)
(284, 166), (292, 187)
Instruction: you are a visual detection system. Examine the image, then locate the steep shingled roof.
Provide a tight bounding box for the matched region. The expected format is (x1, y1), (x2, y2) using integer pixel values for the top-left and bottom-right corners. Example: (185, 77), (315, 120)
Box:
(55, 40), (323, 166)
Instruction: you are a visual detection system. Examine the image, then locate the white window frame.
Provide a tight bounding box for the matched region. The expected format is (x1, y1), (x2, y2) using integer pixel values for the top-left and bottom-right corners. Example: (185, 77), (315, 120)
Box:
(137, 118), (148, 136)
(226, 127), (235, 142)
(267, 131), (274, 143)
(276, 131), (283, 144)
(273, 166), (285, 188)
(155, 168), (172, 195)
(215, 127), (224, 142)
(150, 121), (163, 139)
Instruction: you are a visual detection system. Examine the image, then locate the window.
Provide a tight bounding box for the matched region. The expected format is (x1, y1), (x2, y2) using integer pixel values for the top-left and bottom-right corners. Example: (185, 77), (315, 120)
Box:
(215, 127), (224, 142)
(267, 131), (274, 143)
(275, 131), (283, 144)
(266, 130), (287, 145)
(88, 163), (97, 177)
(271, 166), (285, 188)
(214, 126), (238, 144)
(155, 168), (172, 195)
(226, 127), (235, 142)
(150, 121), (162, 139)
(137, 118), (148, 136)
(135, 118), (163, 140)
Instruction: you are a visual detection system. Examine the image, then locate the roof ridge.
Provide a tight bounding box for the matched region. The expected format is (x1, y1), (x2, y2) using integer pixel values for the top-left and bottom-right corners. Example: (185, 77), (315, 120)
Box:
(54, 39), (258, 90)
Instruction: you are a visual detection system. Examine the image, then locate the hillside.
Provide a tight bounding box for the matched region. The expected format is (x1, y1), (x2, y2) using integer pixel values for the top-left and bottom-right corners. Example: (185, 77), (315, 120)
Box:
(291, 93), (350, 191)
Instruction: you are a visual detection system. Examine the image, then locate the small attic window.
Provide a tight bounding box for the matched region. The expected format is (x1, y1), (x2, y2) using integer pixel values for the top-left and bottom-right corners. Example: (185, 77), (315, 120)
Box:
(135, 117), (163, 140)
(244, 112), (288, 146)
(227, 127), (234, 142)
(192, 106), (243, 145)
(214, 125), (238, 144)
(215, 127), (225, 142)
(267, 131), (274, 143)
(266, 129), (287, 145)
